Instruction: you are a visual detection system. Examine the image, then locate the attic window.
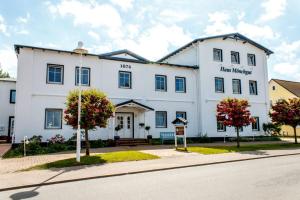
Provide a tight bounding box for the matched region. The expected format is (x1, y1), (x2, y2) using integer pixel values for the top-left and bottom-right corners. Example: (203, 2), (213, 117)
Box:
(272, 86), (275, 90)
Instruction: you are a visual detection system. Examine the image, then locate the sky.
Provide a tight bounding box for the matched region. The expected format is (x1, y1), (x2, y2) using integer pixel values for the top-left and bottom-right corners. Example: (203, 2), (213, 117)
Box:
(0, 0), (299, 80)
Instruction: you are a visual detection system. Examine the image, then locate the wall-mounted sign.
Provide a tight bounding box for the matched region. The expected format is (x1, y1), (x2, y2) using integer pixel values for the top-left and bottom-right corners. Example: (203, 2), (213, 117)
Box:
(176, 126), (184, 135)
(220, 66), (252, 75)
(120, 64), (131, 69)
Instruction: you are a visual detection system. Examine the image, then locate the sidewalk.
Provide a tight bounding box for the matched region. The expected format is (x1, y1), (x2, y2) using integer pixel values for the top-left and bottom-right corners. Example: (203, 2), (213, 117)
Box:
(0, 142), (299, 191)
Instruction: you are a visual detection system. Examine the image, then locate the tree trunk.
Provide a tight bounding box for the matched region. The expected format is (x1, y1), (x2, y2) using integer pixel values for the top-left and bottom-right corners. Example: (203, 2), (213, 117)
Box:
(293, 126), (298, 144)
(84, 128), (90, 156)
(236, 127), (240, 148)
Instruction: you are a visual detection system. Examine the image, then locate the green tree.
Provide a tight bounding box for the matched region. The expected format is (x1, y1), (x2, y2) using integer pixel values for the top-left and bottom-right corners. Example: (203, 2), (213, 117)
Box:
(64, 89), (115, 156)
(0, 68), (10, 78)
(270, 98), (300, 144)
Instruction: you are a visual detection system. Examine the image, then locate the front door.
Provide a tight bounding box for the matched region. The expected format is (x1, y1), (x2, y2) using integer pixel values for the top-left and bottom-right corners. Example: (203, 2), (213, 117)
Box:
(8, 116), (14, 137)
(115, 113), (133, 138)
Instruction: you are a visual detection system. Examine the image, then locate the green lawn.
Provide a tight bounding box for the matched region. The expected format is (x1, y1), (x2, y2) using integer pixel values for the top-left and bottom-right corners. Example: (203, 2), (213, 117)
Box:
(179, 143), (300, 155)
(25, 151), (159, 171)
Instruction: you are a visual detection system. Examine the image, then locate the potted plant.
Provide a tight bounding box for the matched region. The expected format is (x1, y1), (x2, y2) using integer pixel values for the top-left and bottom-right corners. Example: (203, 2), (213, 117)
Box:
(114, 125), (121, 140)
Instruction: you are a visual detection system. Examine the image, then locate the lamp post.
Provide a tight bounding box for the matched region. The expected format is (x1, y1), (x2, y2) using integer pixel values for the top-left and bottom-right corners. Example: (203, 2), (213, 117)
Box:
(73, 41), (88, 162)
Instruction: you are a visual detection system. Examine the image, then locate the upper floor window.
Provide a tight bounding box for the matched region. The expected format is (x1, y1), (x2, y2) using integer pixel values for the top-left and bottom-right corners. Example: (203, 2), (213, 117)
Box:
(119, 71), (131, 89)
(175, 77), (186, 93)
(215, 77), (224, 93)
(231, 51), (240, 64)
(217, 121), (226, 132)
(232, 79), (241, 94)
(249, 80), (258, 95)
(75, 67), (90, 86)
(10, 90), (16, 104)
(155, 75), (167, 92)
(252, 117), (260, 131)
(156, 111), (167, 128)
(247, 54), (256, 66)
(45, 109), (62, 129)
(272, 86), (276, 90)
(47, 64), (64, 84)
(176, 111), (186, 119)
(213, 48), (223, 62)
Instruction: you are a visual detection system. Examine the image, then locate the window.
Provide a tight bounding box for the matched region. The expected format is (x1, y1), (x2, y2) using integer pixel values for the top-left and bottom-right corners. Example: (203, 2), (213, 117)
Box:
(75, 67), (90, 86)
(10, 90), (16, 104)
(272, 86), (276, 90)
(155, 75), (167, 91)
(175, 77), (186, 93)
(231, 51), (240, 64)
(215, 77), (224, 93)
(232, 79), (241, 94)
(213, 48), (223, 62)
(249, 80), (258, 95)
(217, 121), (226, 132)
(47, 64), (63, 84)
(45, 109), (62, 129)
(176, 111), (186, 119)
(252, 117), (260, 131)
(119, 71), (131, 89)
(247, 54), (256, 66)
(155, 111), (167, 128)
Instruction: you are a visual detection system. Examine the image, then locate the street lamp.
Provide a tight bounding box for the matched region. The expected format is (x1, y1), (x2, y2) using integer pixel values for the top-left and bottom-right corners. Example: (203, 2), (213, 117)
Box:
(73, 41), (88, 162)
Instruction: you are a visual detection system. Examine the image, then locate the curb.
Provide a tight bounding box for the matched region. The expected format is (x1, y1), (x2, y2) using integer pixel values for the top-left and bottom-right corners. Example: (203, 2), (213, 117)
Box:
(1, 152), (300, 192)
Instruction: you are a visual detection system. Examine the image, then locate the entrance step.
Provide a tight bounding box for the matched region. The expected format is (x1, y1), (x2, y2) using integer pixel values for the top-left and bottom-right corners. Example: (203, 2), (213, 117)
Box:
(116, 139), (149, 146)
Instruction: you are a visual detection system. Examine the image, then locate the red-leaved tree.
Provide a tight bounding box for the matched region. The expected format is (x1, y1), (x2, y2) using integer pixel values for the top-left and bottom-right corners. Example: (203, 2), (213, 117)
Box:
(270, 98), (300, 144)
(217, 98), (255, 147)
(64, 89), (115, 156)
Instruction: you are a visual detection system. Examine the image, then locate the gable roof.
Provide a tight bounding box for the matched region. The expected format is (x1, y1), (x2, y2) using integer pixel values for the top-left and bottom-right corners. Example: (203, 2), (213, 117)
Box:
(271, 79), (300, 97)
(158, 32), (274, 62)
(115, 99), (154, 111)
(100, 49), (149, 62)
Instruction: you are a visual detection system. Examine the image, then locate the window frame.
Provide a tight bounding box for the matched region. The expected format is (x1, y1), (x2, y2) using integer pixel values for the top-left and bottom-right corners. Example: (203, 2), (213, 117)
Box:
(75, 67), (91, 86)
(176, 111), (187, 120)
(155, 111), (167, 128)
(232, 79), (242, 94)
(231, 51), (240, 64)
(217, 121), (226, 132)
(10, 89), (16, 104)
(249, 80), (258, 95)
(213, 48), (223, 62)
(155, 75), (167, 92)
(44, 108), (63, 129)
(252, 117), (260, 131)
(215, 77), (224, 93)
(46, 64), (64, 84)
(247, 53), (256, 66)
(118, 71), (132, 89)
(175, 76), (186, 93)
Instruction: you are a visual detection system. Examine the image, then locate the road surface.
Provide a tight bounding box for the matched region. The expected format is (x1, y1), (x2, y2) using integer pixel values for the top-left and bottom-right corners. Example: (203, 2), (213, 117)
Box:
(1, 154), (300, 200)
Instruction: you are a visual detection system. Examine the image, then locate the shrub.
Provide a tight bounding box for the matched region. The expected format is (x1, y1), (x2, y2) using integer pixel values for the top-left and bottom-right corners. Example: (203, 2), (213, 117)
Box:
(262, 123), (281, 136)
(47, 134), (65, 144)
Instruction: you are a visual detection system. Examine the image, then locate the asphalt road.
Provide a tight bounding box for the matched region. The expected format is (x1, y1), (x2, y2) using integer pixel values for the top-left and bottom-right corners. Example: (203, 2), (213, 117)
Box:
(1, 155), (300, 200)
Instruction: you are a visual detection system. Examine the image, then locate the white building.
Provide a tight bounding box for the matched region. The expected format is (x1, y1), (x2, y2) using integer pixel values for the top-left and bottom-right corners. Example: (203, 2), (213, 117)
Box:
(13, 33), (273, 143)
(0, 78), (16, 142)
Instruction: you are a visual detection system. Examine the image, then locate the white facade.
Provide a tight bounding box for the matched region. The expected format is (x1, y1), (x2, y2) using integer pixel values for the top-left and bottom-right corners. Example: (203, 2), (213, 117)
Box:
(13, 33), (272, 143)
(0, 78), (16, 141)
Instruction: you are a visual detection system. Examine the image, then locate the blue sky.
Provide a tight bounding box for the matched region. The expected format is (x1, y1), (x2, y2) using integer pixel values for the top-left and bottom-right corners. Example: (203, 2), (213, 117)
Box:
(0, 0), (299, 80)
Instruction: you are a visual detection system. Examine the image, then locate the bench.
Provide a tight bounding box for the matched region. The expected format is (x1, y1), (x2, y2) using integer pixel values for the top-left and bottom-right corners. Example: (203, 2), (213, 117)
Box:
(160, 132), (183, 144)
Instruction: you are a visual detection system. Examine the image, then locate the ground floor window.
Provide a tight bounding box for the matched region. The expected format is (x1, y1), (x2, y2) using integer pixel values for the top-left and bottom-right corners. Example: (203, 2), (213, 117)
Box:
(45, 109), (62, 129)
(252, 117), (260, 131)
(156, 111), (167, 128)
(217, 121), (226, 132)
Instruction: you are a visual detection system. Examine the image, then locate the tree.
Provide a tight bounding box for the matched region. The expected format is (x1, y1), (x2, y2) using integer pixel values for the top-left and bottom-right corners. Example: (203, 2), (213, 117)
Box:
(269, 98), (300, 144)
(0, 68), (10, 78)
(216, 98), (255, 147)
(64, 89), (115, 156)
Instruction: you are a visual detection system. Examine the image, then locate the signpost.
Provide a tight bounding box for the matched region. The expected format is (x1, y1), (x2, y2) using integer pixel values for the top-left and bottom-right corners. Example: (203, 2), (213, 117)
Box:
(172, 117), (188, 151)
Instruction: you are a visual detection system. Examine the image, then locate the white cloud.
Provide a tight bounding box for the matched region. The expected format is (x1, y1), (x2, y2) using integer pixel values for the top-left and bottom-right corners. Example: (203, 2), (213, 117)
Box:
(259, 0), (287, 22)
(110, 0), (134, 11)
(16, 13), (30, 24)
(88, 31), (100, 40)
(159, 9), (193, 23)
(0, 47), (17, 77)
(47, 0), (122, 32)
(204, 11), (279, 40)
(0, 15), (9, 36)
(115, 23), (192, 60)
(16, 29), (29, 35)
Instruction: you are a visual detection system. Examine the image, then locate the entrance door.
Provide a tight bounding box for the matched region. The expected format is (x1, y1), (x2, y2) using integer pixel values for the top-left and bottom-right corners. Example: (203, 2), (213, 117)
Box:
(115, 113), (133, 138)
(8, 116), (14, 137)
